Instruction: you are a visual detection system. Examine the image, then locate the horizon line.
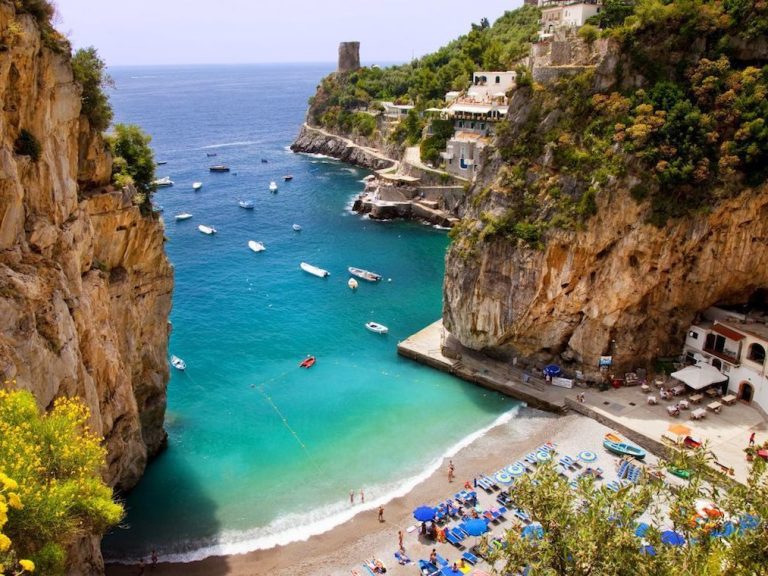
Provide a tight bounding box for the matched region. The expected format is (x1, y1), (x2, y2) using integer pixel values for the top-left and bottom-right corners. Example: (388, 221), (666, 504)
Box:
(107, 60), (406, 68)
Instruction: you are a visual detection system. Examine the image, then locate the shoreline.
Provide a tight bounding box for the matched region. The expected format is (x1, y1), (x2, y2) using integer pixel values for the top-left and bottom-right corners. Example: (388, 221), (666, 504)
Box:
(106, 410), (623, 576)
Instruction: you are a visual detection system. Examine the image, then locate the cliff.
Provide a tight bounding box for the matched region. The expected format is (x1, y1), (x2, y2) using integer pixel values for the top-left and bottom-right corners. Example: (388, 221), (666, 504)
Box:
(291, 123), (396, 171)
(443, 8), (768, 377)
(0, 2), (172, 572)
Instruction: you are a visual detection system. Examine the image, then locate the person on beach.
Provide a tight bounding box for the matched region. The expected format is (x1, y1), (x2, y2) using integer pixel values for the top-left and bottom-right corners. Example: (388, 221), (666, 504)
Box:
(151, 549), (158, 567)
(429, 549), (437, 564)
(138, 559), (145, 575)
(378, 505), (384, 522)
(350, 489), (355, 504)
(398, 530), (404, 552)
(360, 488), (365, 503)
(749, 431), (756, 446)
(448, 460), (455, 482)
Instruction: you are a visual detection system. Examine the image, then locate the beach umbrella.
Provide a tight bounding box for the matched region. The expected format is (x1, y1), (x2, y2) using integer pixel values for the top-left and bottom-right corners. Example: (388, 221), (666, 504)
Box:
(413, 505), (436, 522)
(634, 522), (650, 538)
(536, 450), (552, 463)
(661, 530), (685, 546)
(578, 450), (597, 463)
(463, 518), (489, 537)
(544, 364), (562, 377)
(522, 523), (544, 540)
(758, 449), (768, 460)
(640, 544), (657, 556)
(711, 522), (735, 539)
(507, 462), (526, 476)
(494, 470), (513, 485)
(668, 423), (691, 437)
(739, 514), (760, 532)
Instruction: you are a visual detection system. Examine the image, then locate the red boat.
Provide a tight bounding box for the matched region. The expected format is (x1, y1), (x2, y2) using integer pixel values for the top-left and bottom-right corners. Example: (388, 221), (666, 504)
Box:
(684, 436), (702, 449)
(299, 356), (316, 368)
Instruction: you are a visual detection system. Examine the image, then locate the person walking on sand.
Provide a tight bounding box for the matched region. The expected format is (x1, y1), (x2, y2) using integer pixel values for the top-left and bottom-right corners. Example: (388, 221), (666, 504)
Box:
(151, 548), (158, 568)
(378, 505), (384, 522)
(350, 489), (355, 504)
(360, 488), (365, 503)
(398, 530), (404, 552)
(138, 558), (145, 576)
(448, 459), (455, 482)
(749, 431), (756, 447)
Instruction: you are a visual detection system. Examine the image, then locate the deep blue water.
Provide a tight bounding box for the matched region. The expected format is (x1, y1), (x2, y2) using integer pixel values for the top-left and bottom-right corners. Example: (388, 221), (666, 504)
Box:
(101, 64), (515, 561)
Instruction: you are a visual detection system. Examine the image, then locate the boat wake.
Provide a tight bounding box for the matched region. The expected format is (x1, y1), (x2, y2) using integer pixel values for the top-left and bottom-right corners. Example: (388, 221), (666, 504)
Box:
(200, 141), (260, 150)
(107, 406), (523, 564)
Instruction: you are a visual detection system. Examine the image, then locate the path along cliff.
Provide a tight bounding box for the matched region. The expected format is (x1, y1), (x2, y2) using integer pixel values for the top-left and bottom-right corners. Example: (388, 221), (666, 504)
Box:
(0, 3), (172, 572)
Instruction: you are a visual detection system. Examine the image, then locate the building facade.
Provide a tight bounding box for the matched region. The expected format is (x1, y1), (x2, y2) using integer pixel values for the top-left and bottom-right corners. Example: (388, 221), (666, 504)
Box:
(539, 0), (601, 35)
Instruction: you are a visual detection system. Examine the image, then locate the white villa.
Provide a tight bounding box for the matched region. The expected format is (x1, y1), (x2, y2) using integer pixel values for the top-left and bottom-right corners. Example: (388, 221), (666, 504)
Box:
(539, 0), (602, 36)
(682, 307), (768, 414)
(380, 102), (414, 121)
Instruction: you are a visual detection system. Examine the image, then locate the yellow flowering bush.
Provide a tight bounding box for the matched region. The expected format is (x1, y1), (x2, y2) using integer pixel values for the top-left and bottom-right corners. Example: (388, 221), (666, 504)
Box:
(0, 390), (123, 575)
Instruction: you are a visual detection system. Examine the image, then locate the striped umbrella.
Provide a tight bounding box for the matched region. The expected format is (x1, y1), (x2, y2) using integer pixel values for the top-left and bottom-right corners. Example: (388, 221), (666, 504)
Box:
(495, 470), (513, 485)
(537, 450), (552, 462)
(578, 450), (598, 463)
(507, 462), (526, 476)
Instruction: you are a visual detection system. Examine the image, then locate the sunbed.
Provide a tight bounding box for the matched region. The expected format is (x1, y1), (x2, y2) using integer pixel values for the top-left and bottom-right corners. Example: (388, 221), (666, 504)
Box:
(462, 551), (479, 565)
(481, 474), (499, 489)
(418, 559), (441, 576)
(435, 553), (449, 567)
(394, 551), (412, 565)
(445, 530), (464, 547)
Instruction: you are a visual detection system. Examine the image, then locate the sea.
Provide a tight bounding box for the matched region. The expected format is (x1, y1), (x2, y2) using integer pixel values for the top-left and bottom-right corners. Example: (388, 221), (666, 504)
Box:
(101, 64), (517, 563)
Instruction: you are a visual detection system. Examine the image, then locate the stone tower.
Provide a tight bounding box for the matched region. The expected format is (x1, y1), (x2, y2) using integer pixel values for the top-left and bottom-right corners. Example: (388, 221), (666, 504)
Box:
(338, 42), (361, 74)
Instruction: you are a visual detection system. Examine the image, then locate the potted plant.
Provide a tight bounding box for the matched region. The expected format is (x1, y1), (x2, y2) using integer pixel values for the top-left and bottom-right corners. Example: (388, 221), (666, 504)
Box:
(744, 446), (756, 461)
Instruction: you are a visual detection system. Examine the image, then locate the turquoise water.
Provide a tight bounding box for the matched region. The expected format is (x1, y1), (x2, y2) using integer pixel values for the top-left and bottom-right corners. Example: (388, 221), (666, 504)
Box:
(101, 65), (515, 561)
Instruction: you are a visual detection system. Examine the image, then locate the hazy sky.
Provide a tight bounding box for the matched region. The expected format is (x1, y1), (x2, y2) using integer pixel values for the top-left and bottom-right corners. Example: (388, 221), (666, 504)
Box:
(54, 0), (525, 66)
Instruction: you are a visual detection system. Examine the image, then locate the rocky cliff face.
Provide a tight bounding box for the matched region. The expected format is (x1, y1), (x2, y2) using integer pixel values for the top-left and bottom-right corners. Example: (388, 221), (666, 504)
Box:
(291, 123), (396, 170)
(0, 3), (172, 571)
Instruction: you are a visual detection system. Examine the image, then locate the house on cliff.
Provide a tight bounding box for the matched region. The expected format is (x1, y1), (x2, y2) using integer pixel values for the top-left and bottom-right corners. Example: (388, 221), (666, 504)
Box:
(539, 0), (602, 37)
(683, 307), (768, 414)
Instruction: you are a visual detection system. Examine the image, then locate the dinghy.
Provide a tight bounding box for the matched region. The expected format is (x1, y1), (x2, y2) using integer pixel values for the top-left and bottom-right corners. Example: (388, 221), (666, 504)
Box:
(603, 433), (647, 459)
(198, 224), (217, 235)
(292, 224), (302, 231)
(192, 182), (203, 190)
(248, 240), (265, 253)
(170, 355), (186, 371)
(269, 181), (278, 192)
(209, 165), (230, 172)
(299, 355), (315, 368)
(175, 213), (193, 221)
(348, 266), (382, 282)
(239, 200), (255, 209)
(365, 321), (389, 334)
(300, 262), (329, 278)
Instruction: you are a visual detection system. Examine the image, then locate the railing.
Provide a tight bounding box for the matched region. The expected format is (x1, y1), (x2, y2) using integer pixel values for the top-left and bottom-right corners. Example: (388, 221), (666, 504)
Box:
(703, 347), (740, 365)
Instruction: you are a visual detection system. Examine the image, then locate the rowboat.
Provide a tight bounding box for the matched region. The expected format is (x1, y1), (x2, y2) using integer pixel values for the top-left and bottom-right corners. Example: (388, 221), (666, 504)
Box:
(175, 213), (193, 221)
(269, 181), (278, 192)
(365, 321), (389, 334)
(192, 182), (203, 191)
(299, 355), (315, 368)
(283, 175), (293, 181)
(239, 200), (255, 209)
(603, 433), (646, 459)
(292, 224), (302, 231)
(669, 467), (691, 479)
(209, 165), (230, 172)
(348, 266), (382, 282)
(248, 240), (265, 253)
(300, 262), (329, 278)
(198, 225), (217, 235)
(170, 355), (186, 371)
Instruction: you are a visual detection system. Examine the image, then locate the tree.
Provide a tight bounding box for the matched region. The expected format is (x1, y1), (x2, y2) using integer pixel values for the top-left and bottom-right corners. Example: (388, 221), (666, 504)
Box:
(71, 47), (114, 132)
(0, 389), (123, 575)
(491, 449), (767, 575)
(107, 123), (156, 202)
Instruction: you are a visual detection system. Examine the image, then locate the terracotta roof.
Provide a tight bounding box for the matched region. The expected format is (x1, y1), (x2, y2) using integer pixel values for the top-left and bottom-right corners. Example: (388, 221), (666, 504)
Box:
(713, 323), (746, 341)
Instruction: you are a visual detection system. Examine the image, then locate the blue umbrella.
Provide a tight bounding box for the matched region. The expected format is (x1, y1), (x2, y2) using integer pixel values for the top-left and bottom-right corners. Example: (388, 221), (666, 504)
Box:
(463, 518), (490, 537)
(661, 530), (685, 546)
(739, 514), (760, 532)
(635, 522), (650, 537)
(544, 364), (562, 377)
(711, 522), (735, 539)
(507, 462), (526, 476)
(640, 545), (657, 556)
(522, 523), (544, 540)
(495, 470), (513, 484)
(536, 450), (552, 462)
(413, 505), (436, 522)
(578, 450), (597, 463)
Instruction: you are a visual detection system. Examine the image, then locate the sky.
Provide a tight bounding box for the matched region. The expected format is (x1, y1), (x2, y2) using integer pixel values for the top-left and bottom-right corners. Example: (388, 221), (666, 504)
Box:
(53, 0), (525, 66)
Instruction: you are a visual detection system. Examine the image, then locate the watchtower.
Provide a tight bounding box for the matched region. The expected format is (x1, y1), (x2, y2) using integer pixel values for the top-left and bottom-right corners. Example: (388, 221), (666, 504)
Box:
(338, 42), (361, 74)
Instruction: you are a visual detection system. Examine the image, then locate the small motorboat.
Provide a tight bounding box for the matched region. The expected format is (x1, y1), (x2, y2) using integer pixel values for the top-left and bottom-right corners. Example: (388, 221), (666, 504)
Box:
(153, 176), (174, 187)
(348, 278), (359, 290)
(239, 200), (255, 209)
(348, 266), (382, 282)
(283, 175), (293, 181)
(152, 205), (164, 213)
(170, 355), (186, 371)
(683, 436), (702, 449)
(198, 224), (217, 235)
(206, 152), (217, 157)
(156, 160), (168, 166)
(603, 433), (647, 459)
(175, 212), (193, 221)
(299, 355), (315, 368)
(248, 240), (265, 253)
(269, 181), (278, 192)
(192, 182), (203, 191)
(292, 224), (302, 231)
(261, 158), (269, 164)
(669, 467), (692, 479)
(365, 321), (389, 334)
(300, 262), (329, 278)
(209, 165), (230, 172)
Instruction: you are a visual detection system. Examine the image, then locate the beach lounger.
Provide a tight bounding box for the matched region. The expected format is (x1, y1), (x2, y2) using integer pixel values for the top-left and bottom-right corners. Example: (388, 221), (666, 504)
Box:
(481, 474), (499, 490)
(418, 559), (441, 576)
(361, 563), (377, 576)
(513, 508), (531, 523)
(435, 554), (449, 567)
(606, 480), (621, 492)
(394, 551), (412, 565)
(445, 530), (464, 547)
(475, 476), (493, 492)
(462, 551), (479, 565)
(524, 453), (538, 466)
(559, 456), (577, 470)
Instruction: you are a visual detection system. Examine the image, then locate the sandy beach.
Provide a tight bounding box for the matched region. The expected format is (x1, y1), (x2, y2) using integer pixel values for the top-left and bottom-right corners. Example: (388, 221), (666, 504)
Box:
(106, 409), (635, 576)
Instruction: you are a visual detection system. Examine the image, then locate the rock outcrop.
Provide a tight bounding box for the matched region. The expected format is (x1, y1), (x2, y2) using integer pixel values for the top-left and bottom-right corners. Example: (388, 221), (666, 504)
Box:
(290, 123), (396, 170)
(0, 3), (172, 572)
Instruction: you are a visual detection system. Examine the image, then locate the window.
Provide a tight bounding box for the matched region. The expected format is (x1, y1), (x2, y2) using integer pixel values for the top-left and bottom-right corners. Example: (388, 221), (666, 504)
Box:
(747, 343), (766, 365)
(495, 76), (501, 84)
(689, 331), (698, 339)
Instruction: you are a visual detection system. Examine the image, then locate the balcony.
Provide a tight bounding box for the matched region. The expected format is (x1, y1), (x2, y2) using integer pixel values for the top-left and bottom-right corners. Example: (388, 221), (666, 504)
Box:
(702, 346), (740, 366)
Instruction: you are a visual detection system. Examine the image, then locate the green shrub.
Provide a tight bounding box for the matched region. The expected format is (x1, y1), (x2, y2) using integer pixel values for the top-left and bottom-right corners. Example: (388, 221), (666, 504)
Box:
(71, 47), (114, 132)
(108, 124), (155, 207)
(13, 129), (41, 161)
(578, 24), (600, 44)
(14, 0), (54, 24)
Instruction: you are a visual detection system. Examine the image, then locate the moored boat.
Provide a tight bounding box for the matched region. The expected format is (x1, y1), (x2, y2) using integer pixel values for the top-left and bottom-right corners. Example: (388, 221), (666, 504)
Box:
(348, 266), (382, 282)
(283, 175), (293, 181)
(239, 200), (255, 209)
(300, 262), (329, 278)
(365, 321), (389, 334)
(292, 224), (302, 231)
(248, 240), (265, 253)
(269, 181), (278, 192)
(198, 224), (217, 235)
(206, 152), (217, 157)
(348, 278), (358, 290)
(157, 160), (167, 166)
(209, 165), (230, 172)
(175, 212), (193, 221)
(192, 182), (203, 190)
(603, 433), (647, 459)
(170, 355), (186, 370)
(299, 355), (315, 368)
(153, 176), (174, 187)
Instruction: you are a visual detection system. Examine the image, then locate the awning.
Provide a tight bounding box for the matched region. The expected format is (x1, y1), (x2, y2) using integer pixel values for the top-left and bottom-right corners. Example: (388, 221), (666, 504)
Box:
(712, 323), (745, 341)
(671, 364), (728, 390)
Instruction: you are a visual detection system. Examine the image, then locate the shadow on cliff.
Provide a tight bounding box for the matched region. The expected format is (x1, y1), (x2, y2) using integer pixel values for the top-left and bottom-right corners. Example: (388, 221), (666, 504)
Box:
(103, 445), (231, 576)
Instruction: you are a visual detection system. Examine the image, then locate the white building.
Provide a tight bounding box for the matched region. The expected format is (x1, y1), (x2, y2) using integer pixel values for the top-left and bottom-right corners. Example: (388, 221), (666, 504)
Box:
(380, 102), (414, 121)
(539, 0), (601, 35)
(683, 307), (768, 414)
(467, 71), (517, 101)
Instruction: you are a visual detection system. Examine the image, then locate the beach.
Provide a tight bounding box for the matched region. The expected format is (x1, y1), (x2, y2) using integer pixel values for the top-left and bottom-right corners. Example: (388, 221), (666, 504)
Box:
(107, 410), (631, 576)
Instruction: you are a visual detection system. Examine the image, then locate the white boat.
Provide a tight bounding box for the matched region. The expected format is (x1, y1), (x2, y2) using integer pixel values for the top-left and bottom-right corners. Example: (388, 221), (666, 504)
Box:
(239, 200), (255, 209)
(292, 224), (302, 231)
(300, 262), (329, 278)
(365, 322), (389, 334)
(348, 278), (359, 290)
(153, 176), (174, 187)
(348, 267), (382, 282)
(152, 205), (164, 213)
(283, 175), (294, 181)
(192, 182), (203, 191)
(198, 224), (217, 235)
(170, 355), (186, 370)
(248, 240), (265, 253)
(269, 181), (278, 192)
(175, 212), (193, 221)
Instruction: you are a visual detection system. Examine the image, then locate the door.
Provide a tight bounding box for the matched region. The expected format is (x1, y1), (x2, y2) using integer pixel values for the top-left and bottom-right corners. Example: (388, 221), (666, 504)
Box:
(739, 382), (754, 403)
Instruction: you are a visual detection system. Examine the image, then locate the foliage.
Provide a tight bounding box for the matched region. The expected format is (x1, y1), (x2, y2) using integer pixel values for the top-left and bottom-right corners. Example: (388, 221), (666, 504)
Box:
(578, 23), (600, 44)
(390, 110), (425, 146)
(13, 130), (41, 162)
(12, 0), (68, 52)
(588, 0), (637, 29)
(420, 119), (455, 165)
(493, 449), (768, 575)
(71, 47), (114, 132)
(0, 389), (123, 576)
(107, 124), (156, 208)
